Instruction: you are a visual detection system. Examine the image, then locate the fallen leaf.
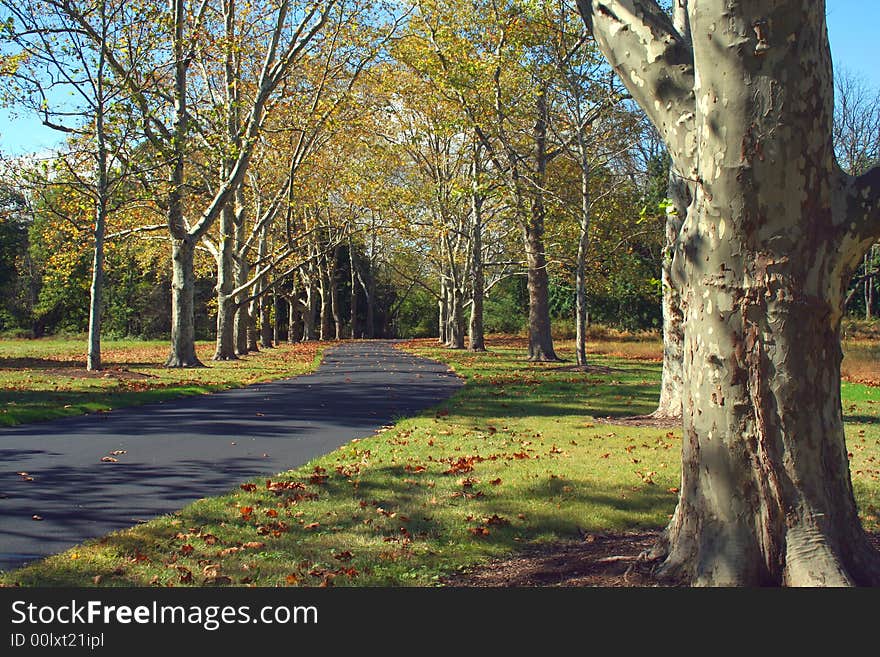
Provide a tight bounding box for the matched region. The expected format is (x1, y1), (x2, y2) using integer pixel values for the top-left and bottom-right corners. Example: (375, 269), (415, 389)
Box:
(304, 522), (320, 530)
(240, 483), (257, 492)
(489, 478), (502, 486)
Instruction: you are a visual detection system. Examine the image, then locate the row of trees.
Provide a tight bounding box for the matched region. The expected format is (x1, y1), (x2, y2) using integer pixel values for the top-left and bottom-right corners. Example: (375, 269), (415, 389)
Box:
(3, 0), (880, 587)
(1, 0), (671, 369)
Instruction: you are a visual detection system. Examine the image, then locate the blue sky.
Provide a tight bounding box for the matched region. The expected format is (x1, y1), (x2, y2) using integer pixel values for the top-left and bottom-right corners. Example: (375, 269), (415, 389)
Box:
(1, 1), (879, 156)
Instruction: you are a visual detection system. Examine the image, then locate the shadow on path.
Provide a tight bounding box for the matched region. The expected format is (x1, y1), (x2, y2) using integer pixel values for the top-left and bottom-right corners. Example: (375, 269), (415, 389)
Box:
(0, 341), (462, 571)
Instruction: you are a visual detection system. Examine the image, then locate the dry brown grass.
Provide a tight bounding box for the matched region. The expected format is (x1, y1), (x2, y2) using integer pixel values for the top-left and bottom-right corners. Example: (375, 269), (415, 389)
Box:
(483, 333), (878, 385)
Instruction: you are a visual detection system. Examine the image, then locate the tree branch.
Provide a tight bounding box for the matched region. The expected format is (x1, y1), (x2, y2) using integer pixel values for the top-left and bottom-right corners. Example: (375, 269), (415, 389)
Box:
(577, 0), (696, 172)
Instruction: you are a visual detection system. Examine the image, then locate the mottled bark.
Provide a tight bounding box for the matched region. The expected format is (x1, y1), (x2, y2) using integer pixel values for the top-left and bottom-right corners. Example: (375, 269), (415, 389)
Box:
(652, 169), (688, 418)
(448, 284), (466, 349)
(166, 237), (203, 367)
(213, 205), (238, 360)
(581, 0), (880, 585)
(234, 206), (250, 356)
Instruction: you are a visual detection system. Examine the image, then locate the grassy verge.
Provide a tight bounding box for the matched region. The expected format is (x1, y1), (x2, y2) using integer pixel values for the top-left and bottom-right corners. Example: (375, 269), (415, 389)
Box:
(3, 336), (877, 587)
(0, 339), (323, 426)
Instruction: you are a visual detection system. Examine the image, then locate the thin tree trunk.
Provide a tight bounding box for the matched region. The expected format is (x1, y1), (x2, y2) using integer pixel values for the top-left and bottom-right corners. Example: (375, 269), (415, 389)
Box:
(86, 204), (106, 372)
(574, 130), (590, 367)
(273, 288), (281, 344)
(234, 206), (250, 356)
(302, 280), (318, 341)
(87, 147), (108, 371)
(438, 292), (447, 344)
(448, 284), (465, 349)
(247, 296), (259, 352)
(469, 141), (486, 352)
(356, 264), (374, 339)
(330, 244), (342, 339)
(348, 240), (358, 339)
(319, 257), (331, 341)
(213, 204), (238, 360)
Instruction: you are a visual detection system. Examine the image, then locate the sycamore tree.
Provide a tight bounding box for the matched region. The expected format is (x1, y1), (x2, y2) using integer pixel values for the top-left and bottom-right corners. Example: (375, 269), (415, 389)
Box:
(579, 0), (880, 585)
(1, 0), (152, 370)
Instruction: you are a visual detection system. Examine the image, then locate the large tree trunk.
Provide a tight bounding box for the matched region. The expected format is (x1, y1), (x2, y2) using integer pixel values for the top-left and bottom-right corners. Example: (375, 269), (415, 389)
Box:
(523, 220), (558, 361)
(524, 86), (559, 362)
(260, 291), (273, 348)
(166, 237), (203, 367)
(582, 0), (880, 585)
(246, 297), (259, 352)
(652, 169), (688, 418)
(469, 142), (486, 352)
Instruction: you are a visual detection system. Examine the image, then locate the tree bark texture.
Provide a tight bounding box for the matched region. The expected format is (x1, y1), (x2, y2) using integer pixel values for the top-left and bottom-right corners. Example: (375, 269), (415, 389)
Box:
(581, 0), (880, 585)
(469, 143), (486, 352)
(213, 204), (238, 360)
(166, 237), (203, 367)
(525, 86), (559, 362)
(653, 169), (689, 418)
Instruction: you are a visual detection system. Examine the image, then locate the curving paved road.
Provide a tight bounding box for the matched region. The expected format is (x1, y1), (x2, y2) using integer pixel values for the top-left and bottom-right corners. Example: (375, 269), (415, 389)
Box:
(0, 341), (462, 571)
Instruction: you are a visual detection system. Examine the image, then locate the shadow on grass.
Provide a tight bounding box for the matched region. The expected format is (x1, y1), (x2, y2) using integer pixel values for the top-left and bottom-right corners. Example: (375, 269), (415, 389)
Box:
(449, 380), (661, 420)
(3, 463), (676, 586)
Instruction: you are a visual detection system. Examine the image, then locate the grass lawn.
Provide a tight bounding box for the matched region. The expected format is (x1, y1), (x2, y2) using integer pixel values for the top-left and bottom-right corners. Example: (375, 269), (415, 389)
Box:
(0, 338), (323, 426)
(2, 335), (877, 587)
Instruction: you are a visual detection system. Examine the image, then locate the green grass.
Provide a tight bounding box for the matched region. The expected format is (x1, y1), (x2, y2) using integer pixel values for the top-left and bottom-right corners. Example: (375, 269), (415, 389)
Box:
(0, 338), (323, 426)
(3, 337), (877, 587)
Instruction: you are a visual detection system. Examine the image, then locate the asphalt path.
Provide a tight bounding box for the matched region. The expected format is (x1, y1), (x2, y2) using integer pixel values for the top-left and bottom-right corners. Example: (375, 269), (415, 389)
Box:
(0, 340), (462, 571)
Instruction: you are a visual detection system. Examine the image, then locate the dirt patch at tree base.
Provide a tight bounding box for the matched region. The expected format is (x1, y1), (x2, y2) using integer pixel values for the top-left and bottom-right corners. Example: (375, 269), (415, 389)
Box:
(596, 414), (681, 429)
(0, 360), (155, 380)
(441, 531), (675, 587)
(442, 531), (880, 587)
